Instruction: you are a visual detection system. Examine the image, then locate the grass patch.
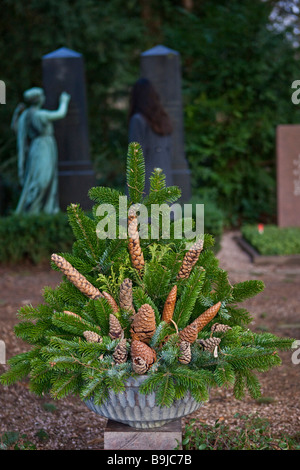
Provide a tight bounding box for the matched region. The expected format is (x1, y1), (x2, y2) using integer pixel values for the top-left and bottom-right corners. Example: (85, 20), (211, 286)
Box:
(181, 414), (300, 450)
(241, 225), (300, 256)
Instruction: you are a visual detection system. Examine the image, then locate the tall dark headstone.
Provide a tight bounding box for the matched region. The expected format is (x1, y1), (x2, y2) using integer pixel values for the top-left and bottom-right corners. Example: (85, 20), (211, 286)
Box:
(42, 47), (96, 211)
(140, 45), (191, 202)
(277, 125), (300, 227)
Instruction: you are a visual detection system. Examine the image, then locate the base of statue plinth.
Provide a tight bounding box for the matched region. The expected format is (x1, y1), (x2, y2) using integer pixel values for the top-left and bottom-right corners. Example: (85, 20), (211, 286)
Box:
(104, 418), (182, 450)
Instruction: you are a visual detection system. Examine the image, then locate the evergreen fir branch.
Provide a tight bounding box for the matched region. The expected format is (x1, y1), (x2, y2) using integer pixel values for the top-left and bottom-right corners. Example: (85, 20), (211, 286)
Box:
(142, 262), (171, 305)
(54, 280), (90, 310)
(222, 346), (282, 372)
(243, 369), (261, 399)
(14, 320), (51, 345)
(225, 306), (253, 327)
(80, 376), (104, 400)
(173, 268), (205, 328)
(155, 374), (176, 407)
(67, 204), (99, 263)
(160, 250), (184, 281)
(231, 280), (265, 303)
(50, 372), (82, 399)
(214, 363), (236, 388)
(51, 312), (101, 337)
(212, 269), (233, 303)
(126, 142), (145, 203)
(92, 297), (112, 335)
(99, 239), (128, 275)
(252, 333), (295, 351)
(0, 358), (32, 386)
(203, 234), (215, 250)
(138, 371), (166, 395)
(149, 322), (173, 349)
(57, 252), (94, 276)
(233, 371), (246, 399)
(17, 303), (53, 320)
(43, 286), (66, 312)
(89, 186), (124, 207)
(159, 344), (180, 366)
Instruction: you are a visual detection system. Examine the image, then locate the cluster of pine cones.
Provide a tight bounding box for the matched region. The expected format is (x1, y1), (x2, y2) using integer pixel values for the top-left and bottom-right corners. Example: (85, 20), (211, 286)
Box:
(51, 214), (232, 375)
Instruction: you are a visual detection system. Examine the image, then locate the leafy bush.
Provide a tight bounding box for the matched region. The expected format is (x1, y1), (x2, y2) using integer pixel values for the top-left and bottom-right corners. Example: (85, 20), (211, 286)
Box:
(0, 212), (74, 264)
(242, 225), (300, 256)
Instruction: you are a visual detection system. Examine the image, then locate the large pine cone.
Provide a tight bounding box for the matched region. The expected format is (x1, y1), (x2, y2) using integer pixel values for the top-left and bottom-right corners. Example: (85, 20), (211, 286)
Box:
(192, 301), (222, 333)
(128, 212), (145, 273)
(113, 339), (128, 364)
(131, 340), (157, 369)
(130, 304), (156, 343)
(83, 330), (102, 343)
(162, 285), (177, 323)
(132, 357), (148, 375)
(177, 239), (204, 280)
(109, 314), (123, 340)
(119, 278), (135, 315)
(178, 340), (192, 364)
(51, 254), (102, 300)
(210, 323), (232, 335)
(199, 337), (221, 352)
(179, 322), (199, 344)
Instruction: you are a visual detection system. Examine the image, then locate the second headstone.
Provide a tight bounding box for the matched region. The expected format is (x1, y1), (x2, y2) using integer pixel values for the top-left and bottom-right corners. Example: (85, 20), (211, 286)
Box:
(140, 45), (191, 203)
(42, 47), (96, 211)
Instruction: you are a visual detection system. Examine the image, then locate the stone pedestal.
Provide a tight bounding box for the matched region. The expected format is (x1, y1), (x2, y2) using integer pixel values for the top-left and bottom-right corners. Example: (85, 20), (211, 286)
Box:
(277, 125), (300, 227)
(140, 45), (191, 203)
(104, 419), (182, 450)
(42, 47), (96, 211)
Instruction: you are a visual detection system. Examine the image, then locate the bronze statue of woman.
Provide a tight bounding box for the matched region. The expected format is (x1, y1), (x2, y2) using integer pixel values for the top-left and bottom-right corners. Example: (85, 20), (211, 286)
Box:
(11, 87), (70, 214)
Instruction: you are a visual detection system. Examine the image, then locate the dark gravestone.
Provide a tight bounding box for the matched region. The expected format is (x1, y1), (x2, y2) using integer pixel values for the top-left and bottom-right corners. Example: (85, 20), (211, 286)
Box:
(140, 45), (191, 202)
(42, 47), (96, 211)
(277, 125), (300, 227)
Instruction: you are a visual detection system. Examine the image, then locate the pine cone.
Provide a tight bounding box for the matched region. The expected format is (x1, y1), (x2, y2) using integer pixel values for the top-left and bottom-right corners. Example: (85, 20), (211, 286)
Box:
(162, 285), (177, 323)
(210, 323), (232, 335)
(119, 278), (135, 315)
(109, 314), (123, 340)
(103, 291), (119, 314)
(192, 301), (222, 333)
(130, 304), (156, 343)
(132, 356), (148, 375)
(131, 340), (157, 369)
(128, 212), (145, 273)
(113, 339), (128, 364)
(83, 330), (102, 343)
(198, 337), (221, 352)
(179, 322), (199, 344)
(177, 239), (204, 280)
(179, 340), (192, 364)
(51, 254), (102, 300)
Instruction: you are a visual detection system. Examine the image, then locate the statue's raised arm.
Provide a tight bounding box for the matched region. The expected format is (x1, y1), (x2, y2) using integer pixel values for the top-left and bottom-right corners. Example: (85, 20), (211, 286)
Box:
(38, 91), (71, 122)
(12, 87), (70, 215)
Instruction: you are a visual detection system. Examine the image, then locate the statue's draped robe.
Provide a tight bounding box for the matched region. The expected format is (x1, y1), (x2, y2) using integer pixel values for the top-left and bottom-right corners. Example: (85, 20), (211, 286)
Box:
(16, 109), (59, 214)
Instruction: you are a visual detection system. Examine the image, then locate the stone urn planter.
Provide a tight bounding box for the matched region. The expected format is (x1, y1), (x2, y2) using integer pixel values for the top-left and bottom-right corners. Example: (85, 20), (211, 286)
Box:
(84, 375), (204, 429)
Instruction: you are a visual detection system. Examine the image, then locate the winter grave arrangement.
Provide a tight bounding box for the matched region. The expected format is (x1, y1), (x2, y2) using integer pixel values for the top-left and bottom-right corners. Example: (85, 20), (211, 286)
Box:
(0, 143), (294, 410)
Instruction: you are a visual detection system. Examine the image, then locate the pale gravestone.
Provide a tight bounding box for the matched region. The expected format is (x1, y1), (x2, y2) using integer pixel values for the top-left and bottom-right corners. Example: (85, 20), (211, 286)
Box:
(42, 47), (96, 211)
(140, 45), (191, 203)
(277, 125), (300, 227)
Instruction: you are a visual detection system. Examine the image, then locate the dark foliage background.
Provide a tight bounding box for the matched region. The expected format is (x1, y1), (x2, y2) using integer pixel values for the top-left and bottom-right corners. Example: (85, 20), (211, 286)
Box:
(1, 0), (300, 224)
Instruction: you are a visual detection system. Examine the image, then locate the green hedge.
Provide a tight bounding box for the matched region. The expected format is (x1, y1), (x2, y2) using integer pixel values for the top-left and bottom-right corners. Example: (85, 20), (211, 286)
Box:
(0, 213), (74, 264)
(241, 224), (300, 256)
